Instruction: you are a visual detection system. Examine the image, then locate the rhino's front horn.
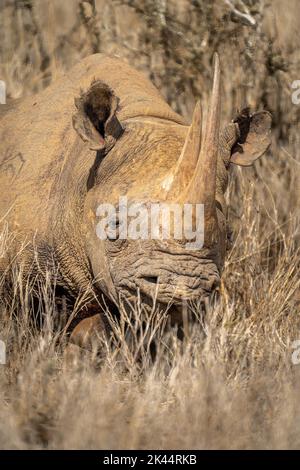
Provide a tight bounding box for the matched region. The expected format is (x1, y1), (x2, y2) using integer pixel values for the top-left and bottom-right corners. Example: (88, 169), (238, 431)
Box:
(165, 53), (221, 244)
(184, 53), (221, 208)
(165, 53), (220, 207)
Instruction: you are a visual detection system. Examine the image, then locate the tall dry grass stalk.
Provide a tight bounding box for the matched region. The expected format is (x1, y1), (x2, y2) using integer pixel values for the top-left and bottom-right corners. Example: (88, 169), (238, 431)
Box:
(1, 189), (300, 449)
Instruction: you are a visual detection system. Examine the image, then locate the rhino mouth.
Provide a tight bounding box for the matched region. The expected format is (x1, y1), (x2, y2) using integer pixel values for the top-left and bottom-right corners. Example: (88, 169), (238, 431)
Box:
(137, 275), (219, 304)
(115, 264), (220, 309)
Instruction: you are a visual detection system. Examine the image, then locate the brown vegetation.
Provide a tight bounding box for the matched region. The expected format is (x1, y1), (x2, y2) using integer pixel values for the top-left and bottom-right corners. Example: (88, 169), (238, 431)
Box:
(0, 0), (300, 449)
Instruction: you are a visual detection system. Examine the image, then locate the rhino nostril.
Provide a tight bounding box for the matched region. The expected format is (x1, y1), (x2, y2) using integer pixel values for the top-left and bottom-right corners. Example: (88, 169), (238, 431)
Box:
(143, 276), (159, 285)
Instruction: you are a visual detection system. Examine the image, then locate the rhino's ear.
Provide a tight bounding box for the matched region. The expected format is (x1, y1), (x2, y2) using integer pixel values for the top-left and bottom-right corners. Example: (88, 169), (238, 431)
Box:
(230, 109), (272, 166)
(72, 80), (123, 152)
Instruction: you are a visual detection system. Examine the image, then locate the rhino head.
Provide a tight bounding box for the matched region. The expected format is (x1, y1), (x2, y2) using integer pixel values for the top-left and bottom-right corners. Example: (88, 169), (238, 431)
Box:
(72, 54), (271, 314)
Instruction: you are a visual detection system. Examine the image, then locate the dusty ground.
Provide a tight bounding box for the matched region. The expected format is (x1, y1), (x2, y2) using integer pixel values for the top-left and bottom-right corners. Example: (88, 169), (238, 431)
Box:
(0, 0), (300, 449)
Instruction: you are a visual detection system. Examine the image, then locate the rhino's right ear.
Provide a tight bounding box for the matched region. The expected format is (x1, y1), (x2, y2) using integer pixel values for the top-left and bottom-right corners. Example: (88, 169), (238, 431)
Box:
(72, 80), (123, 152)
(230, 108), (272, 166)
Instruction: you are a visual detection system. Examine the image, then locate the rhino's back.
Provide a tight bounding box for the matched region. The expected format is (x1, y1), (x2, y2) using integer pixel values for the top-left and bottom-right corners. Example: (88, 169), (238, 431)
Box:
(0, 54), (185, 239)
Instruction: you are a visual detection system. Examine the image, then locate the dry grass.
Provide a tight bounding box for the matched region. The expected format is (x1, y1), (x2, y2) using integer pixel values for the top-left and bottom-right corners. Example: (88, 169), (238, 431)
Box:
(1, 0), (300, 449)
(1, 213), (300, 450)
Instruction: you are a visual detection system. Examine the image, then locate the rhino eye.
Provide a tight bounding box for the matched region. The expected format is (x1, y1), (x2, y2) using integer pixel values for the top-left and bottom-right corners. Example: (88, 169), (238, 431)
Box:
(107, 215), (120, 240)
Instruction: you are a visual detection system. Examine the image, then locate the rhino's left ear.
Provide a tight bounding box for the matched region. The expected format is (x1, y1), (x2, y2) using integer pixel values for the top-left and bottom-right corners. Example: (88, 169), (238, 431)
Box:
(72, 80), (123, 152)
(230, 109), (272, 166)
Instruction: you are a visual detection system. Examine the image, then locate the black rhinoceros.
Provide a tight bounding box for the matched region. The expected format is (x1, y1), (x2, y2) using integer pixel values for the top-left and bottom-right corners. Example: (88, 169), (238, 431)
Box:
(0, 53), (271, 344)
